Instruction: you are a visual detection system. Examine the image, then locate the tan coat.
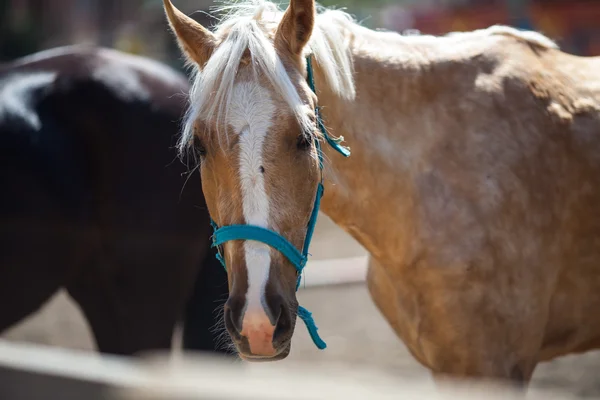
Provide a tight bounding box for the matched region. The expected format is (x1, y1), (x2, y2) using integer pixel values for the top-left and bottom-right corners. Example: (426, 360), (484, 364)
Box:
(164, 0), (600, 382)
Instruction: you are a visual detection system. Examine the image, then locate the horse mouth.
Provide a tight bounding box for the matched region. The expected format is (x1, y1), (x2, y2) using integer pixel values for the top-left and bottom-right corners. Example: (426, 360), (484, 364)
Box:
(238, 343), (291, 362)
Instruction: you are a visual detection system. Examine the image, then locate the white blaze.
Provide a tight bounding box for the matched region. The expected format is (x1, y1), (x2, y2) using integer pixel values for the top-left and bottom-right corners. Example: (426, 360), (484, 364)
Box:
(229, 82), (276, 314)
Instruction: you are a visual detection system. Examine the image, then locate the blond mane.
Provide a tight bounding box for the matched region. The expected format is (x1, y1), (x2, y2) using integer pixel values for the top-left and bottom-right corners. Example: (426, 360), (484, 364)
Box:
(179, 0), (356, 153)
(178, 0), (558, 155)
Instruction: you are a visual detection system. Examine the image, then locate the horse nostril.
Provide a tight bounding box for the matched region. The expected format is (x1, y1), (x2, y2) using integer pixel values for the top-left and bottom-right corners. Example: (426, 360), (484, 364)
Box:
(224, 298), (244, 337)
(273, 303), (292, 344)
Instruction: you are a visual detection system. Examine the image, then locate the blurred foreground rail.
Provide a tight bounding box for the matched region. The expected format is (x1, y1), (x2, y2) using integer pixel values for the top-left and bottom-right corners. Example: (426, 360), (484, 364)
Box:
(0, 339), (587, 400)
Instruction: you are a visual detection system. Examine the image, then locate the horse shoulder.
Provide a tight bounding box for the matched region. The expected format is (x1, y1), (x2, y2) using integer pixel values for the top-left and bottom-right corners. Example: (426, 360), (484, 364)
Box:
(405, 38), (574, 272)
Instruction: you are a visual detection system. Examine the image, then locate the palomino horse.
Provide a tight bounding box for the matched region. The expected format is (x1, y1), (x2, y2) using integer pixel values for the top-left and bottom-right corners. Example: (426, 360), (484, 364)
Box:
(0, 46), (230, 355)
(163, 0), (600, 383)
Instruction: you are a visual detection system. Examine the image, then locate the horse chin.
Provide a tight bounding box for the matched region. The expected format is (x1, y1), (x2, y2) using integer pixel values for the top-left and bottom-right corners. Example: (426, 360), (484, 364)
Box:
(238, 343), (291, 362)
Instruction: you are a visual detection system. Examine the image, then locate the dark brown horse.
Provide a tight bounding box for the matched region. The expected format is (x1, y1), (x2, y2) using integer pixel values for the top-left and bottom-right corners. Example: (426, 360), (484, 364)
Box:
(0, 45), (230, 355)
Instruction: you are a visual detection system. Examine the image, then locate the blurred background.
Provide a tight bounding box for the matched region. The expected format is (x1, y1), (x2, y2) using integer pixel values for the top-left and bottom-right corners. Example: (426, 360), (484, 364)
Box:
(2, 0), (600, 398)
(1, 0), (599, 69)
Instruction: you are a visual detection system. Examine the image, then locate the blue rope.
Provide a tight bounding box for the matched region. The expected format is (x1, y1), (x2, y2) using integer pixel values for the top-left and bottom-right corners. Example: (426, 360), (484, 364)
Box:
(302, 183), (324, 256)
(213, 225), (307, 269)
(306, 56), (351, 159)
(298, 306), (327, 349)
(210, 225), (326, 349)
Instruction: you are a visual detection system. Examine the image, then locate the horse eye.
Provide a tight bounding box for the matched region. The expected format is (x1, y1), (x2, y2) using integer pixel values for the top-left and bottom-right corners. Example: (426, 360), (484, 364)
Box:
(297, 134), (312, 151)
(193, 136), (207, 157)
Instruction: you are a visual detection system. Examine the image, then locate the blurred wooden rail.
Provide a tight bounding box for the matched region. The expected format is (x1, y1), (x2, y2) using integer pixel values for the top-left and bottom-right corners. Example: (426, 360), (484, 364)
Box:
(0, 339), (583, 400)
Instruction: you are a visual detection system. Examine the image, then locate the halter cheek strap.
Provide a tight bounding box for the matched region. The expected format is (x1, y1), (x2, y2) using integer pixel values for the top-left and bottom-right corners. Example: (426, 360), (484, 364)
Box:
(210, 55), (350, 350)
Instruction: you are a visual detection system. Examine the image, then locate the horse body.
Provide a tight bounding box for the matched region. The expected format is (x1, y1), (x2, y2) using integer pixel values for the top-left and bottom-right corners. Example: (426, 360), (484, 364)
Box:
(313, 27), (600, 379)
(163, 0), (600, 383)
(0, 46), (229, 355)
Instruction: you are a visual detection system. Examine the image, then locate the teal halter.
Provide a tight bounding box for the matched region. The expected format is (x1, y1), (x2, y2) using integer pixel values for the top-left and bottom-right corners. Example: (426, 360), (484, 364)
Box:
(210, 55), (350, 350)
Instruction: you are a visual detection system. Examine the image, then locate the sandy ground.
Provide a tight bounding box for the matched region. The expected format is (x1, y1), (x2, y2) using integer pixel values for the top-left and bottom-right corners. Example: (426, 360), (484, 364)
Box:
(3, 215), (600, 398)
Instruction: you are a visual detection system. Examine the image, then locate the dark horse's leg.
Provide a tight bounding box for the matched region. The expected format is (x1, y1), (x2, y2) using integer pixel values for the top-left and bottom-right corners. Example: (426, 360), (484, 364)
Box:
(66, 243), (231, 356)
(65, 231), (206, 355)
(0, 112), (86, 335)
(0, 173), (76, 334)
(66, 236), (232, 356)
(182, 246), (232, 354)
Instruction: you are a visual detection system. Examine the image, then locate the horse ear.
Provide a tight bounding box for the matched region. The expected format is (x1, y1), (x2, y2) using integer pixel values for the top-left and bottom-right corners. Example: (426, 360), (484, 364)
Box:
(275, 0), (316, 57)
(163, 0), (216, 67)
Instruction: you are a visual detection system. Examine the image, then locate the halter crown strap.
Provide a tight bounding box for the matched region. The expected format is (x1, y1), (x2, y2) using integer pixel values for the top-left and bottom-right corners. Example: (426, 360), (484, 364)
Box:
(209, 55), (350, 351)
(306, 56), (351, 158)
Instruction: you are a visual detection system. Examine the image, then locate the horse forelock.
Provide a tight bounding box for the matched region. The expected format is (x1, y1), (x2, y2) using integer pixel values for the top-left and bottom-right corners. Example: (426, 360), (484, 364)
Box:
(178, 0), (356, 155)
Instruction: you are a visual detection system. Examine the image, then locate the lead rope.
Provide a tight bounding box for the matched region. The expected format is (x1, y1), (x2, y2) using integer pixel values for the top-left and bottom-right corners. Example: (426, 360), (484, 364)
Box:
(210, 55), (350, 351)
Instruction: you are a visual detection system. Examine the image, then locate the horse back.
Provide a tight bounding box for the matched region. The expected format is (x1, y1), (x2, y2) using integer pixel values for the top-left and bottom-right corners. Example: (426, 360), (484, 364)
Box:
(0, 67), (88, 221)
(1, 47), (201, 272)
(0, 45), (192, 223)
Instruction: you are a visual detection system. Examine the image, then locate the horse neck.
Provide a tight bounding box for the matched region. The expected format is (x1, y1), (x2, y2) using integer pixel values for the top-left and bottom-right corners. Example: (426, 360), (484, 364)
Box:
(315, 32), (440, 261)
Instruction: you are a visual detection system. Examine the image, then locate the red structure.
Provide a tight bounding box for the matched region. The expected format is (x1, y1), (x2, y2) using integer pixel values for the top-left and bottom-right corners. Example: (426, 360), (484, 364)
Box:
(404, 0), (600, 56)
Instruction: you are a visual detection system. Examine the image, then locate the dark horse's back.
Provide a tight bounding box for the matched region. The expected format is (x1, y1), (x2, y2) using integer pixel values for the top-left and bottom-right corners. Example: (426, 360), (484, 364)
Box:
(0, 46), (228, 355)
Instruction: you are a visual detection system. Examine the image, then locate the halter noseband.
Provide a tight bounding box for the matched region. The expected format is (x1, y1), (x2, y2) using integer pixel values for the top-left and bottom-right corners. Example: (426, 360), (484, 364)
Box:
(210, 56), (350, 350)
